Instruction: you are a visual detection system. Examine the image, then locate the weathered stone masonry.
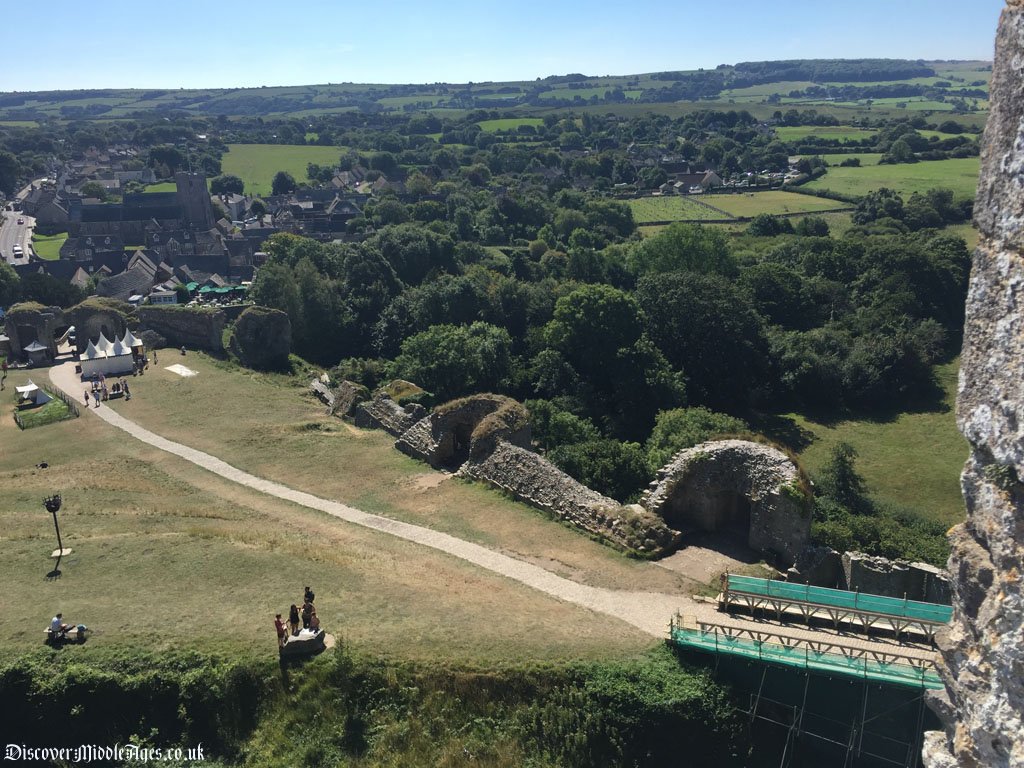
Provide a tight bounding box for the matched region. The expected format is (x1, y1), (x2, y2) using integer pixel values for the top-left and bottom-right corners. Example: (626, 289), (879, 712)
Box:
(923, 4), (1024, 766)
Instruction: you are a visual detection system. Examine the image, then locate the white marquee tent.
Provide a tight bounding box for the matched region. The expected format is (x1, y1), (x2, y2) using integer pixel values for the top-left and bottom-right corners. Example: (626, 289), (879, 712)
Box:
(80, 330), (138, 378)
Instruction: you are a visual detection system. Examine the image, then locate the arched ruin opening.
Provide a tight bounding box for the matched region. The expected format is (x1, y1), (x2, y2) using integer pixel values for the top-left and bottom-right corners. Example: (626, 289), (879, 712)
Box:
(663, 486), (752, 539)
(642, 440), (810, 565)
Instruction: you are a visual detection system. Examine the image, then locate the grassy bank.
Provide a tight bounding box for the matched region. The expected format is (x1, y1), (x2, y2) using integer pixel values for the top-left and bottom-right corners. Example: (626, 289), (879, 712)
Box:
(1, 646), (744, 768)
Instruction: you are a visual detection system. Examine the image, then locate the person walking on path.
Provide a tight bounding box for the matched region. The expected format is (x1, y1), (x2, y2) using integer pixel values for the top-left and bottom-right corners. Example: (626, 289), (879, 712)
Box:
(84, 390), (90, 406)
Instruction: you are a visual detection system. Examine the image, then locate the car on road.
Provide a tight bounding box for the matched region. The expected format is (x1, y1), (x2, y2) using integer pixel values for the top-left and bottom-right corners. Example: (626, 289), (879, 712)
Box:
(17, 217), (24, 224)
(13, 244), (23, 255)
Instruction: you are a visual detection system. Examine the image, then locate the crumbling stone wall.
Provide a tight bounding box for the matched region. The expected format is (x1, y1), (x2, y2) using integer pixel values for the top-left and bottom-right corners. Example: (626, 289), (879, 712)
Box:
(395, 394), (531, 469)
(463, 441), (679, 554)
(136, 305), (226, 352)
(642, 440), (810, 566)
(65, 298), (131, 354)
(923, 5), (1024, 766)
(842, 552), (952, 604)
(789, 547), (951, 603)
(3, 303), (63, 357)
(354, 393), (425, 436)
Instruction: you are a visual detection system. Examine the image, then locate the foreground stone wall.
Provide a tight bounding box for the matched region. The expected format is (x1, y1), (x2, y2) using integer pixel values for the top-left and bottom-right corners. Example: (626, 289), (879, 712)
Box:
(135, 306), (226, 352)
(923, 5), (1024, 765)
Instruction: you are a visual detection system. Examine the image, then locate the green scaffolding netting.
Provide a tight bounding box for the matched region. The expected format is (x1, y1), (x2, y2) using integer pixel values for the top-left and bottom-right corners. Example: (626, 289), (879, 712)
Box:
(726, 575), (952, 624)
(670, 626), (944, 690)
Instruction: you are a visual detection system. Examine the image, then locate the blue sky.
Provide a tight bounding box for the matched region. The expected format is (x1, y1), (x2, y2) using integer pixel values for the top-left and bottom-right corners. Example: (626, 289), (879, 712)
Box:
(4, 0), (1005, 91)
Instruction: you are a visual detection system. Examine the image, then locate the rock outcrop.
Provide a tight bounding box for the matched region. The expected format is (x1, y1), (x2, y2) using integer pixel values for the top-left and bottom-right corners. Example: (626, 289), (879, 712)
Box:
(642, 440), (810, 565)
(230, 306), (291, 371)
(923, 5), (1024, 766)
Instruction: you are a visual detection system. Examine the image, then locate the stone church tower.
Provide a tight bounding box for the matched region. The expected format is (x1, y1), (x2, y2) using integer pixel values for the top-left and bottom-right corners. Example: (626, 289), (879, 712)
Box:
(175, 171), (214, 231)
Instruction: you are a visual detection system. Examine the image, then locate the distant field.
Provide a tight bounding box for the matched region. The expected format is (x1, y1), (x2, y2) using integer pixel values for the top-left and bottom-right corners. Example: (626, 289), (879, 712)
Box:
(477, 117), (544, 132)
(31, 231), (67, 260)
(627, 196), (728, 223)
(221, 144), (347, 196)
(786, 361), (967, 527)
(775, 125), (878, 143)
(0, 120), (37, 127)
(708, 190), (852, 217)
(819, 153), (884, 166)
(722, 81), (818, 98)
(804, 157), (981, 199)
(945, 222), (981, 250)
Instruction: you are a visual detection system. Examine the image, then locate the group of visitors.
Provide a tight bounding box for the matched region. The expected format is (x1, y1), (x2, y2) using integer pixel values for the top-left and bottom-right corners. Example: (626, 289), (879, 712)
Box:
(274, 586), (319, 647)
(84, 378), (131, 407)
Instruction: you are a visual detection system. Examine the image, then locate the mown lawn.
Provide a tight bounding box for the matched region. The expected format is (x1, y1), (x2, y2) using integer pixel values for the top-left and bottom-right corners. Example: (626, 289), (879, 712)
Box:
(627, 196), (729, 223)
(805, 157), (981, 200)
(221, 144), (349, 196)
(0, 367), (656, 663)
(783, 361), (967, 528)
(477, 117), (543, 132)
(30, 231), (67, 260)
(708, 190), (852, 217)
(775, 125), (878, 143)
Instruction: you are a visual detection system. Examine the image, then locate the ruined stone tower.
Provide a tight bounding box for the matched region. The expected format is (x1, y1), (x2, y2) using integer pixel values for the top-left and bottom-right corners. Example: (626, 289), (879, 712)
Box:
(922, 3), (1024, 766)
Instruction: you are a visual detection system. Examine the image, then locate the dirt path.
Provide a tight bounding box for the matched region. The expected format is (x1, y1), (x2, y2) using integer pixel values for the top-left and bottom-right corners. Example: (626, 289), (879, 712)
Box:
(48, 361), (941, 662)
(52, 362), (697, 637)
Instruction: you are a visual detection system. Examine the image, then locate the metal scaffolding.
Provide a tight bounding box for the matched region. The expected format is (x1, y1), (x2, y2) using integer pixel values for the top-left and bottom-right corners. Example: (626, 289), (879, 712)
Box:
(719, 574), (952, 643)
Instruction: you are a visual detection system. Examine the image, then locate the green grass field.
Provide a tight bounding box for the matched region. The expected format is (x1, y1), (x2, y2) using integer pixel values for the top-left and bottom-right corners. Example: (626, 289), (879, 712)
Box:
(775, 125), (878, 143)
(144, 181), (177, 193)
(818, 152), (884, 166)
(31, 231), (67, 260)
(477, 117), (544, 132)
(221, 144), (348, 196)
(708, 190), (852, 217)
(805, 157), (981, 200)
(784, 361), (967, 527)
(627, 196), (729, 223)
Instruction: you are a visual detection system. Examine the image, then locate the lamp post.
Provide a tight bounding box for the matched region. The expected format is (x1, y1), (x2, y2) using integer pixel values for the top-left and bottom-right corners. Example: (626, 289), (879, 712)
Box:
(44, 494), (64, 578)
